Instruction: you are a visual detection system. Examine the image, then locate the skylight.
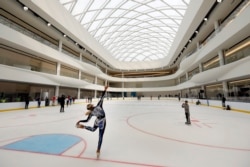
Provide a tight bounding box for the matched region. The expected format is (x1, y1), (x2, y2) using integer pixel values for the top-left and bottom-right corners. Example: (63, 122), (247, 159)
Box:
(59, 0), (190, 62)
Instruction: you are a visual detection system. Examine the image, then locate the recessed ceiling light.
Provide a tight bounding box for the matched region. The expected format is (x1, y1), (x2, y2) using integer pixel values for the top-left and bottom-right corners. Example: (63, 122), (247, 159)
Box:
(23, 6), (28, 11)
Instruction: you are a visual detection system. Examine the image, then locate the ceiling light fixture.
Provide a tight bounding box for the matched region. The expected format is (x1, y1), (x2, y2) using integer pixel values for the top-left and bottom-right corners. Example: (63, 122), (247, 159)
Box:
(47, 23), (51, 26)
(23, 6), (28, 11)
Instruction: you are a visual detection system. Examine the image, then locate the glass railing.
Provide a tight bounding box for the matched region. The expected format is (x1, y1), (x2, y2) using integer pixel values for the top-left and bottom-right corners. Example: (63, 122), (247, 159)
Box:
(183, 1), (248, 63)
(0, 16), (59, 50)
(1, 1), (249, 97)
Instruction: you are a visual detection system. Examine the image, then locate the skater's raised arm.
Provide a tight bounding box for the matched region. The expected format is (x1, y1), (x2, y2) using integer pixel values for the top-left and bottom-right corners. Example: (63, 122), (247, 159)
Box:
(97, 86), (108, 107)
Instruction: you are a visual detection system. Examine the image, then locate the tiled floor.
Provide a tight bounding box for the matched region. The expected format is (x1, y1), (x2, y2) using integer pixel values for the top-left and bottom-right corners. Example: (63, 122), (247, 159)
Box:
(0, 99), (250, 167)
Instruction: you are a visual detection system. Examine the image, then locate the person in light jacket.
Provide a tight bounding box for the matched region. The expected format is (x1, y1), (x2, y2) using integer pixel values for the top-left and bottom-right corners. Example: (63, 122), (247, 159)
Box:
(182, 100), (191, 125)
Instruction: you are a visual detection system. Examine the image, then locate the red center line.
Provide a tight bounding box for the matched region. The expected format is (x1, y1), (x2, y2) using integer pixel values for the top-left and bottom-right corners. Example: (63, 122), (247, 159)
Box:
(127, 112), (250, 152)
(64, 154), (168, 167)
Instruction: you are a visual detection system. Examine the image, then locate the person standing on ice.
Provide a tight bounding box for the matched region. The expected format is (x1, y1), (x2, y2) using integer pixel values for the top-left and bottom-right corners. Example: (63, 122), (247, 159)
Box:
(182, 100), (191, 125)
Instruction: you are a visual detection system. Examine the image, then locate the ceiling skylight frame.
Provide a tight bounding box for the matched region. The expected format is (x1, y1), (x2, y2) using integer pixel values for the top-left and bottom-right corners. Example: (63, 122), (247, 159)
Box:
(59, 0), (190, 62)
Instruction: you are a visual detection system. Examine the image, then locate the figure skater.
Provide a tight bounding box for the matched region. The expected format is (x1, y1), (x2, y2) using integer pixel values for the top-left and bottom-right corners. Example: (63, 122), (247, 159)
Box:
(76, 85), (108, 157)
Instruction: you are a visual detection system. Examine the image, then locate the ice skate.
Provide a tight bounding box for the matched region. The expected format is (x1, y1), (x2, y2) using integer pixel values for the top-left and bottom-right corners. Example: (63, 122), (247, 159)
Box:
(76, 123), (85, 129)
(96, 149), (100, 158)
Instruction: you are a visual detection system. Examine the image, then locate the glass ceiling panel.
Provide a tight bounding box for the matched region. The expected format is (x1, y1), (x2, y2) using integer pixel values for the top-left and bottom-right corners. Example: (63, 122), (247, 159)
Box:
(59, 0), (190, 62)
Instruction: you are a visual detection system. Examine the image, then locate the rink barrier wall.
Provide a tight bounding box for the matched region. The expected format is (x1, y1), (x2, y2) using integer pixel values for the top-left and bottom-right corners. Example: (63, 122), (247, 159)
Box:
(184, 98), (250, 114)
(0, 98), (249, 114)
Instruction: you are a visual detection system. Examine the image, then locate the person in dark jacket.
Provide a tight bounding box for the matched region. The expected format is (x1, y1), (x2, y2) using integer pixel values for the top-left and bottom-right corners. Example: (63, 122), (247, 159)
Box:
(60, 95), (65, 112)
(222, 96), (226, 109)
(25, 96), (29, 109)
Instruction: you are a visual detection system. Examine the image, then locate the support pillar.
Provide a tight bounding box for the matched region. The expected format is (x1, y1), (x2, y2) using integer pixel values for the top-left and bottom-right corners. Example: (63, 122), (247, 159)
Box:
(55, 86), (59, 97)
(59, 40), (62, 52)
(77, 88), (80, 99)
(218, 50), (225, 66)
(94, 76), (97, 98)
(214, 20), (220, 34)
(56, 62), (61, 76)
(199, 63), (203, 72)
(185, 72), (188, 81)
(222, 81), (229, 98)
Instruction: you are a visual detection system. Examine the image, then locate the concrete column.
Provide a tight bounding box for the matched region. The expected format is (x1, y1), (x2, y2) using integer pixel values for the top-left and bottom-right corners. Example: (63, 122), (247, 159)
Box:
(201, 85), (205, 98)
(55, 86), (59, 97)
(196, 42), (200, 50)
(79, 52), (82, 62)
(94, 76), (97, 98)
(95, 76), (97, 84)
(185, 72), (188, 81)
(214, 20), (220, 34)
(122, 72), (124, 98)
(222, 81), (229, 98)
(185, 88), (190, 98)
(77, 88), (80, 99)
(199, 63), (203, 72)
(218, 50), (224, 66)
(122, 82), (124, 98)
(105, 68), (108, 86)
(58, 40), (62, 52)
(56, 62), (61, 76)
(78, 70), (81, 79)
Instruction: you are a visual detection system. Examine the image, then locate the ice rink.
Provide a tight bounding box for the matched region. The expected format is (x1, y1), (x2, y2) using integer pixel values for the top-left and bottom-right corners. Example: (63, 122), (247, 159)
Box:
(0, 99), (250, 167)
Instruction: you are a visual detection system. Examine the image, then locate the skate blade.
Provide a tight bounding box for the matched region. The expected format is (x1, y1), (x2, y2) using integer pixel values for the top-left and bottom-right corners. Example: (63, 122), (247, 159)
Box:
(96, 152), (100, 159)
